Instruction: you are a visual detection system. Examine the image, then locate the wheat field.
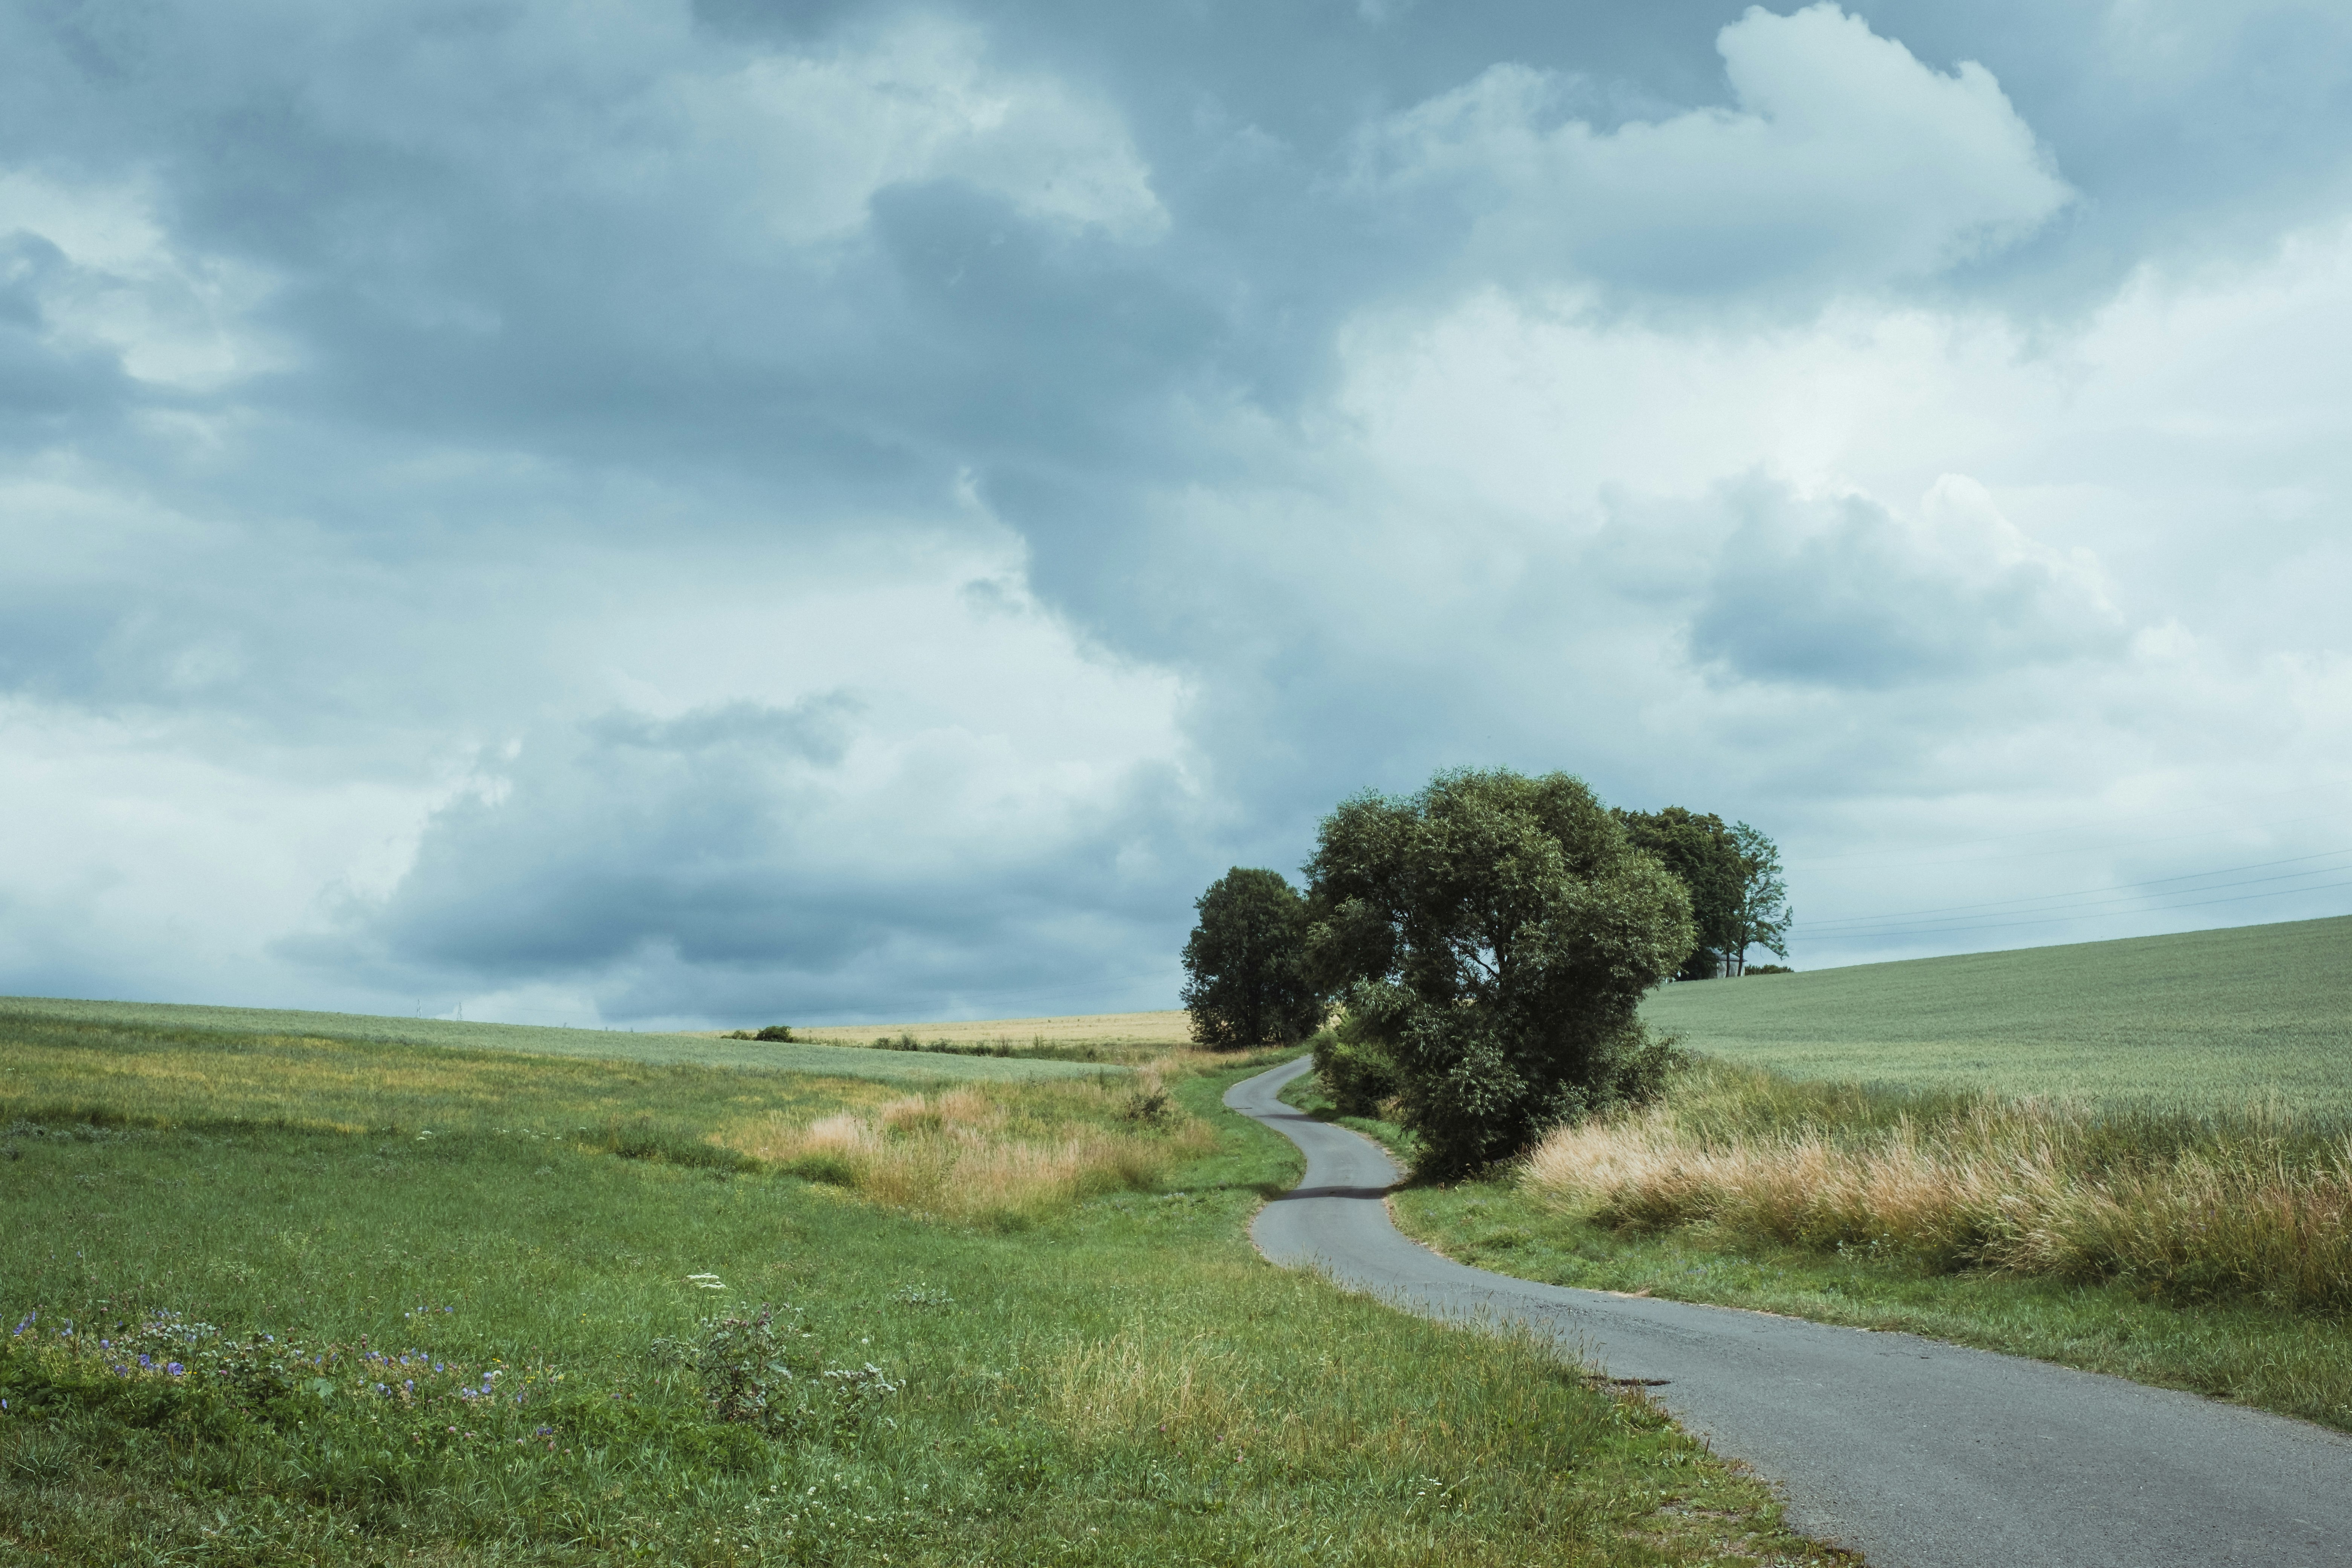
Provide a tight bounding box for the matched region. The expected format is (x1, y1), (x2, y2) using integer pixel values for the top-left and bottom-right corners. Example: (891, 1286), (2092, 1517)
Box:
(1642, 914), (2352, 1110)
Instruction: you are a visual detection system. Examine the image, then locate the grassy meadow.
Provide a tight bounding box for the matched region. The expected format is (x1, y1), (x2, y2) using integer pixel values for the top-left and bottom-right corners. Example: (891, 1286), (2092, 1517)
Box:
(1640, 914), (2352, 1109)
(2, 996), (1112, 1087)
(0, 1003), (1846, 1565)
(1329, 917), (2352, 1435)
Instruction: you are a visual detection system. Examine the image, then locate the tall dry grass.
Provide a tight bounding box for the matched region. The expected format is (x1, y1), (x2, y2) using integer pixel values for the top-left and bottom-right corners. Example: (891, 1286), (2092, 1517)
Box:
(1522, 1063), (2352, 1312)
(728, 1065), (1216, 1226)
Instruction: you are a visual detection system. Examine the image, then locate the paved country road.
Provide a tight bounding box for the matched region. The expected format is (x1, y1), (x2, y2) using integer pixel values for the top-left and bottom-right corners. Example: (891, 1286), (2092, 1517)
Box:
(1227, 1057), (2352, 1568)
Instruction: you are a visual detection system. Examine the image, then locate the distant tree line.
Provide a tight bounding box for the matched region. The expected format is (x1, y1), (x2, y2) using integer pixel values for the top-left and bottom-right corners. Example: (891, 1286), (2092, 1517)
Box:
(1178, 767), (1793, 1176)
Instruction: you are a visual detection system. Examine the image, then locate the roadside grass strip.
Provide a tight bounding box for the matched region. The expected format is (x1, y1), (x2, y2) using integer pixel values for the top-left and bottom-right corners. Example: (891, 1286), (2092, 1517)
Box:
(0, 1027), (1848, 1565)
(1523, 1060), (2352, 1314)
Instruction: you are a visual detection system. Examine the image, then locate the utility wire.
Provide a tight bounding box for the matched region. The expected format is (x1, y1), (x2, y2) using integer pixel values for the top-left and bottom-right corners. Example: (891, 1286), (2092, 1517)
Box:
(1796, 846), (2352, 932)
(1796, 779), (2350, 865)
(1807, 876), (2352, 944)
(1795, 808), (2345, 871)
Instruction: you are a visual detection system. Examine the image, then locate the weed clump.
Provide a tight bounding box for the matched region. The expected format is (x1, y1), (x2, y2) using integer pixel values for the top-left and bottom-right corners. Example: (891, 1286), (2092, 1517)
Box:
(689, 1304), (895, 1436)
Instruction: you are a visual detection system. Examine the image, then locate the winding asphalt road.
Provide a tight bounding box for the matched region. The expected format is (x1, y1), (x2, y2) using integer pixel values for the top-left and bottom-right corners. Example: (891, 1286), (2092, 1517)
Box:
(1227, 1057), (2352, 1568)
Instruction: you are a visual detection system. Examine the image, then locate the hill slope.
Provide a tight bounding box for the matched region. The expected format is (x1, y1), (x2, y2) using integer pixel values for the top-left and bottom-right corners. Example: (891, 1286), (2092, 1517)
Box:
(1640, 915), (2352, 1110)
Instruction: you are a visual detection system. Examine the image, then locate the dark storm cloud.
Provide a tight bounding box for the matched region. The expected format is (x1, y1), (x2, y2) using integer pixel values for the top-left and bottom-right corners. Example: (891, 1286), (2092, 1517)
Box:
(287, 694), (1202, 1020)
(1687, 479), (2125, 688)
(0, 234), (134, 438)
(0, 0), (2094, 501)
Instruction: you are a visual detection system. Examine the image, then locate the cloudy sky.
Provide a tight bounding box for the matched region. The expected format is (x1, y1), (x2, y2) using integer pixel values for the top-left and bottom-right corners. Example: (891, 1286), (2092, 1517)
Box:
(4, 0), (2349, 1028)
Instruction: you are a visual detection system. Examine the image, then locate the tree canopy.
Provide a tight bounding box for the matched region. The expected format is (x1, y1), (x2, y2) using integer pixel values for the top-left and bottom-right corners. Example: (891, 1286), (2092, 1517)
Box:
(1303, 768), (1695, 1176)
(1179, 867), (1326, 1049)
(1617, 808), (1792, 976)
(1615, 806), (1743, 978)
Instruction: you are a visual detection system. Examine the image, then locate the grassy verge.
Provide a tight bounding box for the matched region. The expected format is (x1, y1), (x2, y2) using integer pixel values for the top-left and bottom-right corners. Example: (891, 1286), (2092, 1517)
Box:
(1275, 1066), (2352, 1435)
(0, 1028), (1848, 1565)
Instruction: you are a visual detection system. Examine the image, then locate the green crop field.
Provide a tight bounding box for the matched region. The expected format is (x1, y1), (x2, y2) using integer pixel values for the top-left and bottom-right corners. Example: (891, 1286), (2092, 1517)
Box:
(1640, 914), (2352, 1110)
(0, 995), (1111, 1087)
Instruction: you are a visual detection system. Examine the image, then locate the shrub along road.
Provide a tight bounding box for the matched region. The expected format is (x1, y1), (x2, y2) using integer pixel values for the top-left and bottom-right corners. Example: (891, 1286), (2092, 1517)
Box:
(1228, 1057), (2352, 1568)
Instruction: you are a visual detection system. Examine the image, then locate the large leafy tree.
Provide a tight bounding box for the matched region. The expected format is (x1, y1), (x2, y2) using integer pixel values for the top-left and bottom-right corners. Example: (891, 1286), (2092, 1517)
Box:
(1616, 806), (1744, 979)
(1180, 868), (1326, 1049)
(1303, 769), (1695, 1177)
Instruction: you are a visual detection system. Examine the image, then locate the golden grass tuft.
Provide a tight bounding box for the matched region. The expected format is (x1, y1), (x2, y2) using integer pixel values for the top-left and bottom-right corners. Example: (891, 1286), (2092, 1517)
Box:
(728, 1066), (1217, 1226)
(1523, 1067), (2352, 1311)
(1043, 1329), (1266, 1446)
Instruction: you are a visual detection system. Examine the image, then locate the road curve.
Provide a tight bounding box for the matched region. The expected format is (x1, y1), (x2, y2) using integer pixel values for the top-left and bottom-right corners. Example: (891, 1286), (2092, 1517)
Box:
(1227, 1056), (2352, 1568)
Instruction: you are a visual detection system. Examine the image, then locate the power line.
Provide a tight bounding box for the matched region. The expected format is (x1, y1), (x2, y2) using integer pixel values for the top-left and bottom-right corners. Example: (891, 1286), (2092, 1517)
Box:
(1794, 779), (2350, 865)
(1795, 809), (2344, 873)
(1806, 876), (2352, 945)
(1796, 846), (2352, 932)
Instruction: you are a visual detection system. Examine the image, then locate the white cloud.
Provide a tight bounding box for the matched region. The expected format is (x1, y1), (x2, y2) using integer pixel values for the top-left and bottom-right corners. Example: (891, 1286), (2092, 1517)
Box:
(1357, 3), (2072, 295)
(0, 169), (291, 389)
(659, 16), (1168, 248)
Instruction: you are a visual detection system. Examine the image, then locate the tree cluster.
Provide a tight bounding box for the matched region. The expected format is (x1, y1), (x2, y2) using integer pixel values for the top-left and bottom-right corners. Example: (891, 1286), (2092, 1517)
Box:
(1178, 867), (1326, 1049)
(1613, 808), (1792, 978)
(1178, 767), (1790, 1179)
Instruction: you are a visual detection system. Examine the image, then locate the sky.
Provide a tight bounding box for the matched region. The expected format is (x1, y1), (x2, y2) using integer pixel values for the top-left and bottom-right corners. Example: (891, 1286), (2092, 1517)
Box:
(3, 0), (2349, 1029)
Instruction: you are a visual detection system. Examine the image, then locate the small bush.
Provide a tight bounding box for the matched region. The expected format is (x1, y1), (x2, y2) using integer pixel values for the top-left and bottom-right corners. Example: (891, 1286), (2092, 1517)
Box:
(695, 1304), (895, 1437)
(1309, 1011), (1400, 1118)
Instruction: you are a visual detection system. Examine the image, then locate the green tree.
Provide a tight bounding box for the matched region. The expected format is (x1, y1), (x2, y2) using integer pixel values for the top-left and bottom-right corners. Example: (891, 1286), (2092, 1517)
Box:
(1303, 768), (1695, 1177)
(1180, 867), (1326, 1049)
(1615, 806), (1744, 979)
(1726, 821), (1792, 974)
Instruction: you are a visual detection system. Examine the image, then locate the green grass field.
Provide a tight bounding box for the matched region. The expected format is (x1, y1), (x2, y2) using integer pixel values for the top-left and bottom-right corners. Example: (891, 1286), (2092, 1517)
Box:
(0, 996), (1112, 1087)
(1642, 915), (2352, 1109)
(0, 1012), (1842, 1565)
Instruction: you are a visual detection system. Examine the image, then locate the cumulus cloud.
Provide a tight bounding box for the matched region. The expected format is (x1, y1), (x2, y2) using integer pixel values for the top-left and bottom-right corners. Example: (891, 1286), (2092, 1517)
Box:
(1355, 3), (2073, 298)
(674, 18), (1168, 246)
(292, 690), (1200, 1022)
(1687, 475), (2124, 686)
